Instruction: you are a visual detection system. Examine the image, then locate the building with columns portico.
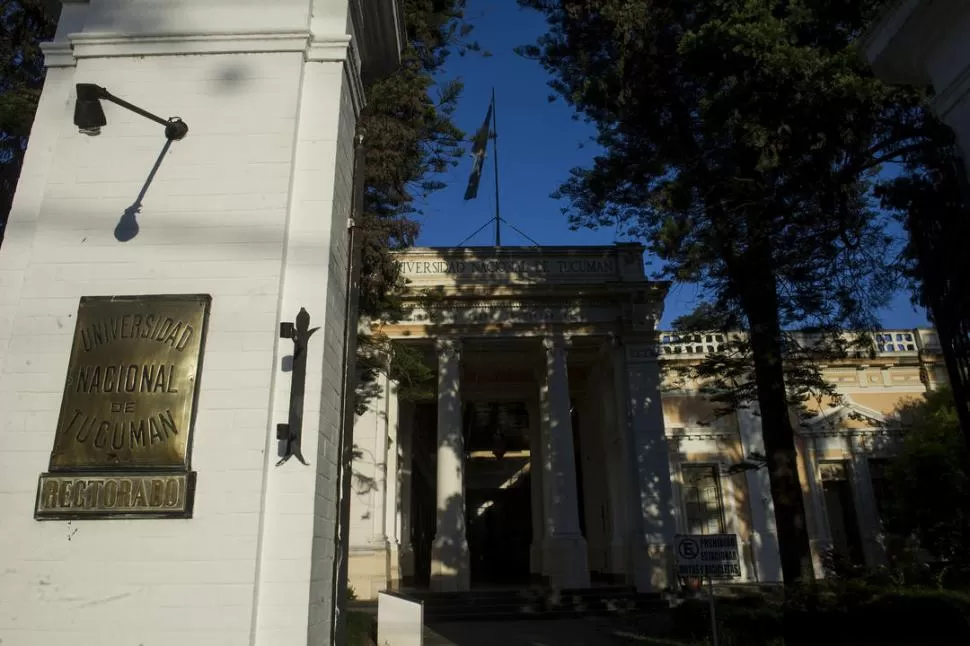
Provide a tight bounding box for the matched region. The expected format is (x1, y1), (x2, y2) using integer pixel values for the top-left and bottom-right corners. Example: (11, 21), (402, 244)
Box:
(347, 244), (950, 598)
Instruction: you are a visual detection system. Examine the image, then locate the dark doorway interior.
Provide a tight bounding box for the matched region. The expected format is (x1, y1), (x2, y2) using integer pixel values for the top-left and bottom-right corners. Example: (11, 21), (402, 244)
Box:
(465, 401), (533, 586)
(408, 401), (535, 587)
(820, 461), (864, 565)
(466, 475), (532, 585)
(410, 467), (434, 588)
(410, 402), (437, 587)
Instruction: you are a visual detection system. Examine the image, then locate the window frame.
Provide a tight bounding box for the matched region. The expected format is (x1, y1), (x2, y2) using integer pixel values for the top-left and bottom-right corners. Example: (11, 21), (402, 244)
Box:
(679, 462), (728, 536)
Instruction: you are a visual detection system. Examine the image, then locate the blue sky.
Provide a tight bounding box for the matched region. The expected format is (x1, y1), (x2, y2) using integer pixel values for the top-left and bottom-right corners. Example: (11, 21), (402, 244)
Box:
(414, 1), (930, 330)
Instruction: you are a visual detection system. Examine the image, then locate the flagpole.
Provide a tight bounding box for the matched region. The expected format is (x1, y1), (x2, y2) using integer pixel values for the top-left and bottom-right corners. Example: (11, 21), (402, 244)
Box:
(491, 88), (501, 248)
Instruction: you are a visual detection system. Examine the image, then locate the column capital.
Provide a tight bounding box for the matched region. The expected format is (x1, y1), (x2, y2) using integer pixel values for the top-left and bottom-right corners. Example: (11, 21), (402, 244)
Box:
(541, 334), (572, 353)
(435, 337), (461, 357)
(624, 342), (659, 364)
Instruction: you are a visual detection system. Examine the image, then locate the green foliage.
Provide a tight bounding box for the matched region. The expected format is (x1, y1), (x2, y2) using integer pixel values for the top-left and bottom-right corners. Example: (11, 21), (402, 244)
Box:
(884, 387), (970, 569)
(518, 0), (909, 330)
(356, 0), (476, 320)
(671, 596), (783, 646)
(389, 341), (435, 402)
(352, 1), (474, 410)
(874, 126), (970, 336)
(0, 0), (57, 242)
(354, 332), (435, 416)
(346, 610), (375, 646)
(519, 0), (942, 584)
(670, 584), (970, 645)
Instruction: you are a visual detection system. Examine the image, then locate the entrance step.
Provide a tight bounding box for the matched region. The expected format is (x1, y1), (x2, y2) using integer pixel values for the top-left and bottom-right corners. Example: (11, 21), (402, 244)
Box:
(401, 586), (666, 623)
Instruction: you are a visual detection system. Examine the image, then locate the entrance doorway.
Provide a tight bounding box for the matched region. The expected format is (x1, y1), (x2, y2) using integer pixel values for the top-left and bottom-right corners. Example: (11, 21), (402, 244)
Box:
(820, 461), (864, 566)
(406, 400), (534, 588)
(465, 401), (532, 586)
(466, 475), (532, 584)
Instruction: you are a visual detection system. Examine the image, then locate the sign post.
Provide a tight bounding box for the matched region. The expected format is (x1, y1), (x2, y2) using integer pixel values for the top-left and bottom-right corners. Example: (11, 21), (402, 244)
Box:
(674, 534), (741, 646)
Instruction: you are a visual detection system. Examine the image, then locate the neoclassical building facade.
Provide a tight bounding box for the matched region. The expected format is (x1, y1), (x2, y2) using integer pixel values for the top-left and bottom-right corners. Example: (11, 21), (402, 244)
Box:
(347, 244), (947, 598)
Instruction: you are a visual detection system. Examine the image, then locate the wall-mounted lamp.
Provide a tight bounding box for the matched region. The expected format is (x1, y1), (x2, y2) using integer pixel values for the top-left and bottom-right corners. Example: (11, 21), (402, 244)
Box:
(74, 84), (188, 140)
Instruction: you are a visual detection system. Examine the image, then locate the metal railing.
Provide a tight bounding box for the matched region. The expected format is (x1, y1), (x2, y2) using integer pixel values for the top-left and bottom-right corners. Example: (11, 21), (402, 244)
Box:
(657, 328), (940, 359)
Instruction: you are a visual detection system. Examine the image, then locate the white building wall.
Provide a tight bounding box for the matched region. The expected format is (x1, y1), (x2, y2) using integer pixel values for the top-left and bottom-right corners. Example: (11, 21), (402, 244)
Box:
(253, 39), (357, 645)
(0, 1), (366, 644)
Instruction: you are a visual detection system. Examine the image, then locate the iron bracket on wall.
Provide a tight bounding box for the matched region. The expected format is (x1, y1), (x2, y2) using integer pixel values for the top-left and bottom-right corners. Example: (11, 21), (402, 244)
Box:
(277, 307), (318, 466)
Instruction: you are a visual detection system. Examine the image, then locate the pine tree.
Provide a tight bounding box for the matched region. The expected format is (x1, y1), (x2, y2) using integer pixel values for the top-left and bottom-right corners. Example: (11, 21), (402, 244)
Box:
(519, 0), (937, 584)
(884, 387), (970, 571)
(354, 0), (480, 406)
(0, 0), (57, 243)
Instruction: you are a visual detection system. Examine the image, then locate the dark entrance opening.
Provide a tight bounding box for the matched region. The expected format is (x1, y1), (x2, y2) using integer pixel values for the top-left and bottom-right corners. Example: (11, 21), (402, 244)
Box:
(820, 461), (865, 566)
(410, 402), (437, 588)
(465, 401), (533, 586)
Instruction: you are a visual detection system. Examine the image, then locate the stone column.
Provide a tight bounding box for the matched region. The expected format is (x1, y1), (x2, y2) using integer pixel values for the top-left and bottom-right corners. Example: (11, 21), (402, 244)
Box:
(799, 436), (829, 578)
(370, 373), (391, 550)
(536, 369), (555, 580)
(431, 338), (470, 591)
(527, 399), (545, 579)
(384, 380), (401, 587)
(737, 407), (783, 582)
(621, 341), (676, 593)
(398, 401), (415, 585)
(539, 336), (591, 589)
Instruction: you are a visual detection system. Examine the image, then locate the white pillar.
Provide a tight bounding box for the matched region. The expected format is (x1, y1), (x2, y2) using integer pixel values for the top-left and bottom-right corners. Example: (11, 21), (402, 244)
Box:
(384, 380), (402, 587)
(370, 373), (391, 549)
(527, 399), (545, 579)
(539, 336), (590, 589)
(537, 367), (555, 579)
(430, 338), (470, 591)
(622, 341), (676, 593)
(737, 407), (783, 582)
(800, 436), (829, 578)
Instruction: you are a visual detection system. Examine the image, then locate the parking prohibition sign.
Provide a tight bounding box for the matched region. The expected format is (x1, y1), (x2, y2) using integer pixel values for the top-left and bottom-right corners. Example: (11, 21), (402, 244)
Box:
(674, 534), (740, 579)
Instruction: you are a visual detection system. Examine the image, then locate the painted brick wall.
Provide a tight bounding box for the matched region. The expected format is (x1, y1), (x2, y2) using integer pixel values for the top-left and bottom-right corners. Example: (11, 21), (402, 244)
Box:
(308, 67), (358, 644)
(250, 56), (356, 645)
(0, 50), (303, 646)
(0, 21), (362, 646)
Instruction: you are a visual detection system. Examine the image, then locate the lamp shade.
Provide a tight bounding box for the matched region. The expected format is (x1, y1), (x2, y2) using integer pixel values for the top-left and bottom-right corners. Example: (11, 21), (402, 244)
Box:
(74, 84), (107, 136)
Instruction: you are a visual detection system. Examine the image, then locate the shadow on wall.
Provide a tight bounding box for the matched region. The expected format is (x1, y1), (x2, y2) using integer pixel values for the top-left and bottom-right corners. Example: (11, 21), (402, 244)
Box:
(113, 137), (174, 241)
(22, 4), (283, 247)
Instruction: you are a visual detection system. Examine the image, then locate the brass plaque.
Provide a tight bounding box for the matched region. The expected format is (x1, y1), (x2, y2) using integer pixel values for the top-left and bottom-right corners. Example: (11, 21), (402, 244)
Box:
(36, 294), (210, 520)
(35, 472), (196, 519)
(48, 294), (210, 471)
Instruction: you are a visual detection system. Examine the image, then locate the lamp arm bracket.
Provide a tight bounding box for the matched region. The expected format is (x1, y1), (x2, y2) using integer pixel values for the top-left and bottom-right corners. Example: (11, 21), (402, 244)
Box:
(99, 89), (171, 128)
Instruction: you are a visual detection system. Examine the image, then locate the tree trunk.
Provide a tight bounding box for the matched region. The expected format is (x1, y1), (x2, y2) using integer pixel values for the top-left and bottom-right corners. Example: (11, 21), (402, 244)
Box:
(740, 266), (815, 585)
